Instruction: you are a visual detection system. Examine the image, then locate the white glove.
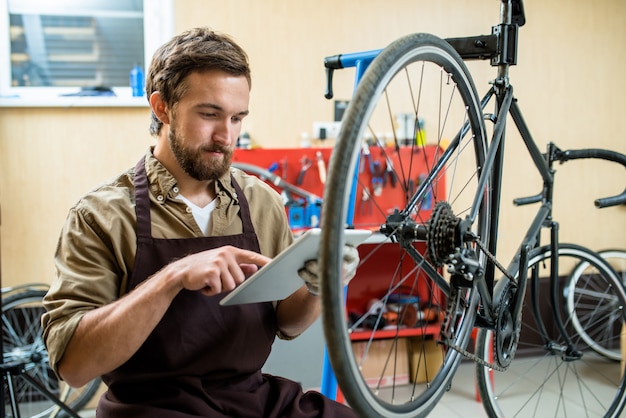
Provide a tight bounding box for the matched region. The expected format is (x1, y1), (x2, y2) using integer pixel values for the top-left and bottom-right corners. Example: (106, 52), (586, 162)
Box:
(298, 245), (360, 296)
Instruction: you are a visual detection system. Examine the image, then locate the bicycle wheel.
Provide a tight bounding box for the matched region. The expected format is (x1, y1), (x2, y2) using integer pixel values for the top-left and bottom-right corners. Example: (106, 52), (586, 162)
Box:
(2, 288), (102, 418)
(320, 32), (488, 417)
(566, 248), (626, 361)
(475, 244), (626, 418)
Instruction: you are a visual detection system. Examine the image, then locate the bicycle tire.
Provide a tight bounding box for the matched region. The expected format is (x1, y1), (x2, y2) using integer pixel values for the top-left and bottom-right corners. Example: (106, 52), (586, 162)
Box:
(475, 244), (626, 417)
(2, 289), (102, 418)
(320, 32), (488, 417)
(566, 248), (626, 361)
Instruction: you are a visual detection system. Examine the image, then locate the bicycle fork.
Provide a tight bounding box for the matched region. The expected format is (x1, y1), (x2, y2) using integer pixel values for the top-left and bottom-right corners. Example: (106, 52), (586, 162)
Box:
(531, 222), (583, 361)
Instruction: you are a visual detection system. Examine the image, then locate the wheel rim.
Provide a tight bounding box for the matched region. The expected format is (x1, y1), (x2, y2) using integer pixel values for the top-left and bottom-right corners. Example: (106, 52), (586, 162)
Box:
(320, 33), (488, 417)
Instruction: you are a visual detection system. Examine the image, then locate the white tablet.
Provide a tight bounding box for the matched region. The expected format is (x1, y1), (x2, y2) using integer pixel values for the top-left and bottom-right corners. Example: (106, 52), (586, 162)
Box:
(219, 228), (372, 306)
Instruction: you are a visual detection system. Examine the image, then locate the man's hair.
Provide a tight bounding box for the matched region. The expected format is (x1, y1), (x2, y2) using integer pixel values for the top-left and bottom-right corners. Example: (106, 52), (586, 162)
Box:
(146, 27), (251, 135)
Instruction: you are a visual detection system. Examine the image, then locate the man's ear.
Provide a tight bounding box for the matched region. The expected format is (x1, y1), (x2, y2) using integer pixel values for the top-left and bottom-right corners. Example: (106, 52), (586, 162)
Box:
(149, 91), (171, 125)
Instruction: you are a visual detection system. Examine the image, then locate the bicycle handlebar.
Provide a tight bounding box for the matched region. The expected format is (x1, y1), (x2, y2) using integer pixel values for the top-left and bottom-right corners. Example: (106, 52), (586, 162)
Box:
(556, 148), (626, 208)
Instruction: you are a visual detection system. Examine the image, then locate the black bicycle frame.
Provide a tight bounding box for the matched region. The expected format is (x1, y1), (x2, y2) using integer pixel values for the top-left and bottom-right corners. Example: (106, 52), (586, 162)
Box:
(475, 77), (600, 360)
(474, 83), (556, 329)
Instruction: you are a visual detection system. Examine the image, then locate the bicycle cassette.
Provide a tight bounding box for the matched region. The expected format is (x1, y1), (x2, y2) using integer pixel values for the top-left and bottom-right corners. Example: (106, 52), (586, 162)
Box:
(426, 201), (461, 267)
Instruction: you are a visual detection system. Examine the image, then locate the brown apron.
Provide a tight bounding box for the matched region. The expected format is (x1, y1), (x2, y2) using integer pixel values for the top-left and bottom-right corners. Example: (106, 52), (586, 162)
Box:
(97, 157), (356, 418)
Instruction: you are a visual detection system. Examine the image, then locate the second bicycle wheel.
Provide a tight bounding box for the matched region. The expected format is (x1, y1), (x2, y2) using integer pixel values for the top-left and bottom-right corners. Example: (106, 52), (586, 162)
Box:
(2, 288), (102, 418)
(320, 33), (488, 417)
(566, 248), (626, 361)
(475, 244), (626, 417)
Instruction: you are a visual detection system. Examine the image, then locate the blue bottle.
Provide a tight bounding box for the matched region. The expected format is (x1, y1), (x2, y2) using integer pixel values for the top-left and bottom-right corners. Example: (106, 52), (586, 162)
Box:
(130, 65), (145, 97)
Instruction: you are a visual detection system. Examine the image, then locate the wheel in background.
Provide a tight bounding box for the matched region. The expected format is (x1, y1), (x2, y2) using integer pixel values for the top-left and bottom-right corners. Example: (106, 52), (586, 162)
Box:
(320, 32), (488, 417)
(2, 288), (102, 418)
(475, 244), (626, 418)
(566, 248), (626, 361)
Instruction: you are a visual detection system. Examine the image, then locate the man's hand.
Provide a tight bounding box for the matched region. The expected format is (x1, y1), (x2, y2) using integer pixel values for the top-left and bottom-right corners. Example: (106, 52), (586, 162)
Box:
(173, 246), (271, 296)
(297, 245), (359, 296)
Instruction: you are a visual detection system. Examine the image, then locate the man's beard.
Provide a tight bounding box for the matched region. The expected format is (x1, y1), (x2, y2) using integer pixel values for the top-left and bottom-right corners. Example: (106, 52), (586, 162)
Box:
(169, 125), (232, 181)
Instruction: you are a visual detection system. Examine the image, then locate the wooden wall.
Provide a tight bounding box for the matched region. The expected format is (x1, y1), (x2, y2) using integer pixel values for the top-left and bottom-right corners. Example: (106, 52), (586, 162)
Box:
(1, 0), (625, 287)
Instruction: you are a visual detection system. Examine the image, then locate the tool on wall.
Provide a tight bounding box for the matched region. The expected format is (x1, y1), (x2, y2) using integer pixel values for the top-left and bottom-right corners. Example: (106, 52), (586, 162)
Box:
(417, 173), (433, 210)
(383, 157), (397, 188)
(360, 186), (373, 215)
(316, 151), (327, 184)
(371, 160), (383, 197)
(359, 143), (373, 174)
(296, 156), (312, 185)
(281, 158), (288, 179)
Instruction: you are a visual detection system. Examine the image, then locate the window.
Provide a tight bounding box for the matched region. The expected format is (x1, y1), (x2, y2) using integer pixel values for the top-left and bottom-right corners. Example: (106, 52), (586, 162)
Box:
(0, 0), (173, 106)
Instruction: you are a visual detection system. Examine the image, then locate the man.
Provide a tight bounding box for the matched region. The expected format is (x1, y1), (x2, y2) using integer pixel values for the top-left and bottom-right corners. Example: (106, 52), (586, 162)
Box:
(42, 27), (358, 417)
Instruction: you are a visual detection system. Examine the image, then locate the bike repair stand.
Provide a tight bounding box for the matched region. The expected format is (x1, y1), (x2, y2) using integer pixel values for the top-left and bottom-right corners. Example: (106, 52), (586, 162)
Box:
(0, 206), (80, 418)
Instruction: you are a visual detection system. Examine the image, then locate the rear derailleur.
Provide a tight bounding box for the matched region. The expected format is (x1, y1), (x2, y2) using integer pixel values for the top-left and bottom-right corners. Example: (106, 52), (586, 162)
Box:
(426, 201), (518, 371)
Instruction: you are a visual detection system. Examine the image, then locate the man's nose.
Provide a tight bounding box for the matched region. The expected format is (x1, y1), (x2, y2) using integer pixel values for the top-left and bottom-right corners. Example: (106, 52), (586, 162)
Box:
(214, 119), (234, 145)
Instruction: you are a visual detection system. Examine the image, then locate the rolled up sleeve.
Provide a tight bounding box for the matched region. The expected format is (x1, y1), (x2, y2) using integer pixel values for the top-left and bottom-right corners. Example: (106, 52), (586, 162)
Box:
(42, 190), (134, 376)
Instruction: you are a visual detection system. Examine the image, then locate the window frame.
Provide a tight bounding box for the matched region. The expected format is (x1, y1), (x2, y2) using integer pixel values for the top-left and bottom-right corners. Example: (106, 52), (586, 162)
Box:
(0, 0), (174, 107)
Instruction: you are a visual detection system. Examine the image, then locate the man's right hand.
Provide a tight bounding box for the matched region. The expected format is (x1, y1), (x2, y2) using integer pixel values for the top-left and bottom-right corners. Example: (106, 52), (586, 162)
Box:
(173, 246), (271, 296)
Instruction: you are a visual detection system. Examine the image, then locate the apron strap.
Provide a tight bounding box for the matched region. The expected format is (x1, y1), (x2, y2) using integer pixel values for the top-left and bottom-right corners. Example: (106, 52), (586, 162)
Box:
(134, 156), (152, 239)
(231, 176), (255, 234)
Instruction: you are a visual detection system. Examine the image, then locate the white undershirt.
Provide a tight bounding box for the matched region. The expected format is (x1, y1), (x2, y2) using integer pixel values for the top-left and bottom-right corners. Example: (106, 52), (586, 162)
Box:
(176, 194), (217, 235)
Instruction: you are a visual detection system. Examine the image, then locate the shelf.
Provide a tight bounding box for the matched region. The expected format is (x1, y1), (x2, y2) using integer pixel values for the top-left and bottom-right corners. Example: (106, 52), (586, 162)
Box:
(349, 323), (441, 341)
(10, 24), (97, 39)
(0, 95), (149, 108)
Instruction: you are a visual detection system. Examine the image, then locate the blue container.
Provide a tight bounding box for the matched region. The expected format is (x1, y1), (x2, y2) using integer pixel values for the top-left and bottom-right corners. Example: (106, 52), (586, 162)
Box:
(130, 65), (145, 97)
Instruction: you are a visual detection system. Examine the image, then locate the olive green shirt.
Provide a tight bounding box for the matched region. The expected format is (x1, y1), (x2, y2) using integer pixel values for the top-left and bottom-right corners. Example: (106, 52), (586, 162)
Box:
(42, 149), (293, 374)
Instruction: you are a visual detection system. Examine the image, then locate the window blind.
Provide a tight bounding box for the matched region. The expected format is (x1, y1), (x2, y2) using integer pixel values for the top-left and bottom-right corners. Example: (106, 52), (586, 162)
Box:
(8, 0), (144, 89)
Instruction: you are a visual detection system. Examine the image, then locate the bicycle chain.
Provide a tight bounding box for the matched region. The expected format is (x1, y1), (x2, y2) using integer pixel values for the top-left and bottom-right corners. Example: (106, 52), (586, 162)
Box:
(474, 238), (516, 284)
(442, 337), (506, 372)
(439, 284), (506, 372)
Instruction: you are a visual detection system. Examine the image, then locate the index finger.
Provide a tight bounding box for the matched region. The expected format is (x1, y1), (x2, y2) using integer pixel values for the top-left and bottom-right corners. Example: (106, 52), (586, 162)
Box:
(233, 247), (271, 268)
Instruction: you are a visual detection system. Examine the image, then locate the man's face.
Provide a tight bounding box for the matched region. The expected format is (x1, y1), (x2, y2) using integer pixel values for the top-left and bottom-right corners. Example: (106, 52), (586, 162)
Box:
(168, 70), (250, 181)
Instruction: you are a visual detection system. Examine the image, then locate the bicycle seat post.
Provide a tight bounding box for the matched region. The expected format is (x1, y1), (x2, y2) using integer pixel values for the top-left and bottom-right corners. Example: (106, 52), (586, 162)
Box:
(493, 1), (520, 91)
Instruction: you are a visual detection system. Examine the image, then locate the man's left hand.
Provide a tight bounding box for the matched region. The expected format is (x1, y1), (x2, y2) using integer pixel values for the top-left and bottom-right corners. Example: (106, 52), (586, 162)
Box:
(298, 245), (359, 296)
